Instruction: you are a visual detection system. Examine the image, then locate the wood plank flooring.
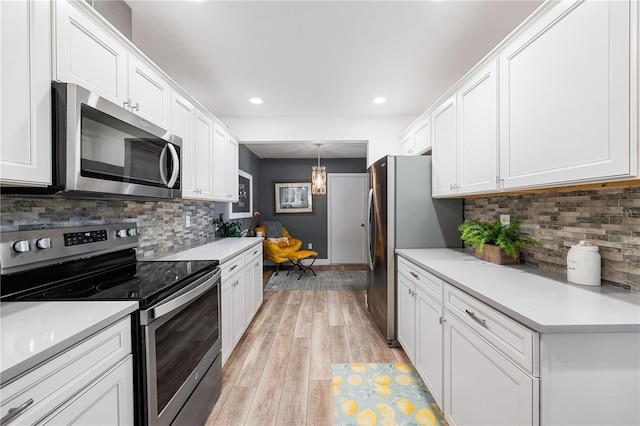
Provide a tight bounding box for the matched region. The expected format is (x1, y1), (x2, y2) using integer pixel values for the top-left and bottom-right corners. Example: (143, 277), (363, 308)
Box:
(206, 265), (409, 426)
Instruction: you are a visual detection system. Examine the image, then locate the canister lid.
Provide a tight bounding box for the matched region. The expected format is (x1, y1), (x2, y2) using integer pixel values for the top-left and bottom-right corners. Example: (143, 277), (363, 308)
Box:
(570, 240), (600, 252)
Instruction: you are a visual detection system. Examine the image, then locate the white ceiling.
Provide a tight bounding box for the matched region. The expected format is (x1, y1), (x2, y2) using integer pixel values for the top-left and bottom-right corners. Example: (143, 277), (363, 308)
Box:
(243, 140), (367, 159)
(127, 0), (542, 158)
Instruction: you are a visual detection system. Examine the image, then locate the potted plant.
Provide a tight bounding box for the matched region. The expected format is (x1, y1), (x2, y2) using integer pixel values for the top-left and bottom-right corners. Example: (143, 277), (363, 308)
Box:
(213, 213), (242, 237)
(458, 219), (540, 265)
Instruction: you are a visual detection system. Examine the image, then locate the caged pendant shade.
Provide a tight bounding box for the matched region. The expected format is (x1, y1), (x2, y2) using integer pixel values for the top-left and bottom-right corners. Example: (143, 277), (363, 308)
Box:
(311, 144), (327, 195)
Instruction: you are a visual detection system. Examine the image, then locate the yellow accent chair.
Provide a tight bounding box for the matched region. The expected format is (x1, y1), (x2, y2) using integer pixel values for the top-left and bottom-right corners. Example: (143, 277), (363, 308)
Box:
(255, 224), (302, 275)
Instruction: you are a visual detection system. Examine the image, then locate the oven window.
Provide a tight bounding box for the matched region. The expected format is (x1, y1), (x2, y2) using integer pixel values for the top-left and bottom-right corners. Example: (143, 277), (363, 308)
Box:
(154, 283), (219, 412)
(80, 104), (180, 189)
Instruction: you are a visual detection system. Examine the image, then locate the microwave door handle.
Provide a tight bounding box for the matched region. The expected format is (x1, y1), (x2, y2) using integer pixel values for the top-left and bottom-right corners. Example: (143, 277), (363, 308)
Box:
(167, 143), (180, 188)
(159, 144), (169, 186)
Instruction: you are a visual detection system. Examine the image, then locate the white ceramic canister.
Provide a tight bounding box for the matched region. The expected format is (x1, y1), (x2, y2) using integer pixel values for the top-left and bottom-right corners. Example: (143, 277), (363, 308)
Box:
(566, 240), (601, 286)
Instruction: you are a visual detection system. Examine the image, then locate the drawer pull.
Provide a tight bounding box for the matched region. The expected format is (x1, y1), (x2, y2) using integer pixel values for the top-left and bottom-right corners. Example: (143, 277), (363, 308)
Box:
(465, 309), (487, 328)
(229, 264), (238, 271)
(1, 398), (34, 425)
(253, 250), (258, 255)
(410, 271), (419, 279)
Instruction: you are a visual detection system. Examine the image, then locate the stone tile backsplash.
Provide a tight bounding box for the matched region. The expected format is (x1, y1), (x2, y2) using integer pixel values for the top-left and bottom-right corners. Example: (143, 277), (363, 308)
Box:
(464, 185), (640, 291)
(0, 197), (219, 258)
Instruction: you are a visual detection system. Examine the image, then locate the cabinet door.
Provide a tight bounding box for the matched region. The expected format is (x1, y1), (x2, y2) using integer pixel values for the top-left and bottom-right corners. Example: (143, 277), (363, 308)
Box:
(457, 62), (498, 195)
(444, 312), (537, 426)
(244, 254), (263, 323)
(399, 132), (414, 155)
(226, 134), (239, 202)
(252, 255), (263, 313)
(431, 96), (458, 197)
(55, 0), (127, 105)
(396, 273), (416, 362)
(212, 124), (228, 201)
(221, 281), (232, 365)
(41, 357), (134, 426)
(128, 56), (172, 129)
(231, 272), (246, 347)
(413, 117), (431, 155)
(0, 0), (51, 186)
(171, 93), (195, 198)
(194, 110), (214, 199)
(415, 287), (444, 409)
(499, 0), (633, 189)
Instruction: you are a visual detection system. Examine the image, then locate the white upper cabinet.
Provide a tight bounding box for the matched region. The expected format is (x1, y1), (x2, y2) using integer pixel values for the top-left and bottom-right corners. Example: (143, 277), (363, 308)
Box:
(431, 96), (458, 197)
(171, 92), (196, 198)
(128, 56), (172, 129)
(194, 110), (215, 200)
(0, 0), (52, 186)
(413, 117), (432, 155)
(457, 61), (498, 194)
(212, 124), (239, 203)
(55, 0), (172, 129)
(399, 116), (431, 156)
(499, 0), (634, 189)
(55, 0), (128, 105)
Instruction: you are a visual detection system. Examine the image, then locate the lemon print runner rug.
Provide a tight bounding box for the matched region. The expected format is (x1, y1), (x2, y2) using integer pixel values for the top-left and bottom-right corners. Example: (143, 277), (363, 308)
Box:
(332, 363), (447, 426)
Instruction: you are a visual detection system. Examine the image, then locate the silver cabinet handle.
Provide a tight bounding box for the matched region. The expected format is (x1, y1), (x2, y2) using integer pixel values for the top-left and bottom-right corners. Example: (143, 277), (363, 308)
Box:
(1, 398), (34, 425)
(410, 271), (419, 280)
(229, 264), (238, 272)
(439, 317), (446, 325)
(132, 102), (140, 111)
(123, 98), (132, 109)
(465, 309), (487, 328)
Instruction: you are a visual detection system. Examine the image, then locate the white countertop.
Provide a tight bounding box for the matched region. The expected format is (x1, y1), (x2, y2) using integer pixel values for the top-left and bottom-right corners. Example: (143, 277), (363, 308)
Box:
(0, 301), (138, 383)
(395, 249), (640, 334)
(153, 237), (263, 263)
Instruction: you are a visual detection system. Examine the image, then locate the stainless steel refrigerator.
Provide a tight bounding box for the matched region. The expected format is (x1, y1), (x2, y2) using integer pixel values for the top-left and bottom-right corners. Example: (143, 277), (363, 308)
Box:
(366, 155), (463, 347)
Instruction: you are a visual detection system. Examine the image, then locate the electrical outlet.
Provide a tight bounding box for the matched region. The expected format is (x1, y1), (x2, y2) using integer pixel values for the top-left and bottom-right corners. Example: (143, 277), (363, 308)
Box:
(308, 243), (313, 250)
(500, 214), (510, 226)
(185, 215), (191, 227)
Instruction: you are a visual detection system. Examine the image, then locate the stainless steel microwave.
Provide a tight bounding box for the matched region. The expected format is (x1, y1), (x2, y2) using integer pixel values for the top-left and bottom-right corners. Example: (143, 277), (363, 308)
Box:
(51, 82), (182, 199)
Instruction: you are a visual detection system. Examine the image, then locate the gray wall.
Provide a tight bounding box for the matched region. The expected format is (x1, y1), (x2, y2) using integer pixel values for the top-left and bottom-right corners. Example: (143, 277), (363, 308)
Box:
(85, 0), (132, 40)
(258, 158), (367, 258)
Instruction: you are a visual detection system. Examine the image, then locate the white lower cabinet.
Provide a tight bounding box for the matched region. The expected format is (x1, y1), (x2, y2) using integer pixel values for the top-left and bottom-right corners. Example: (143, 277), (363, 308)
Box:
(221, 244), (263, 366)
(397, 257), (445, 408)
(40, 357), (134, 426)
(244, 246), (264, 324)
(0, 317), (134, 425)
(415, 285), (444, 409)
(396, 272), (417, 361)
(444, 311), (538, 426)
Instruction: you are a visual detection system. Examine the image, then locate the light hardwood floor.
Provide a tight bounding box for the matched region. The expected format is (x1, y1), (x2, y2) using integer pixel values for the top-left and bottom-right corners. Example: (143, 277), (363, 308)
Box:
(206, 265), (409, 426)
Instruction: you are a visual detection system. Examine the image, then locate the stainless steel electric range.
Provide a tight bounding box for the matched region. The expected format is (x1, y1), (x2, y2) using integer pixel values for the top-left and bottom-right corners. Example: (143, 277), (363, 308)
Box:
(0, 223), (222, 426)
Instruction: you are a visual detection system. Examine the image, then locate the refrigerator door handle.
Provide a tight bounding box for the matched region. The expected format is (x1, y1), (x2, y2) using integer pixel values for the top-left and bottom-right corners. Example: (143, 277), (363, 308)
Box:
(367, 188), (375, 270)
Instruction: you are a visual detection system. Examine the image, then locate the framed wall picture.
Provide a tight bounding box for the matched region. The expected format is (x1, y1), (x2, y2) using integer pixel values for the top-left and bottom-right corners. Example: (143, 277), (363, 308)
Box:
(229, 170), (252, 219)
(273, 181), (314, 214)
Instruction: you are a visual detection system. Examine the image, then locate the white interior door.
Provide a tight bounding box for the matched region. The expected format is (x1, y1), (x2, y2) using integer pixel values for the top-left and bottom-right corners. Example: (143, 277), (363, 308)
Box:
(328, 173), (368, 264)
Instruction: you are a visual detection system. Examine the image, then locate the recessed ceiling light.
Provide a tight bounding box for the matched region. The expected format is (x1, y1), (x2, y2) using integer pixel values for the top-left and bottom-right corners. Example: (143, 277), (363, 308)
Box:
(249, 97), (263, 105)
(372, 97), (386, 104)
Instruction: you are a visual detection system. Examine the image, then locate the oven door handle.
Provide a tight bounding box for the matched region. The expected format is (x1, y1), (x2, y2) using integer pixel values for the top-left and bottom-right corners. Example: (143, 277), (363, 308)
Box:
(140, 269), (221, 325)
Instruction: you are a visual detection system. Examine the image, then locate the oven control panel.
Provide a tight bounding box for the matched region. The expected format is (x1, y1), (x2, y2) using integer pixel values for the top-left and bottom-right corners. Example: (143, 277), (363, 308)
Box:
(0, 223), (139, 275)
(64, 230), (109, 246)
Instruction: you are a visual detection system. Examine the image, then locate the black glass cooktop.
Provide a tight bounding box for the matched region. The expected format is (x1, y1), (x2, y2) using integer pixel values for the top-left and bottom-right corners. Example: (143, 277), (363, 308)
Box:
(0, 249), (219, 308)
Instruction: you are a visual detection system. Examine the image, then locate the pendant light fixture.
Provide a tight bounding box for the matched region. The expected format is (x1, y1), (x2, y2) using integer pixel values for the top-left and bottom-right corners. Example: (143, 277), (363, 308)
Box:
(312, 144), (327, 195)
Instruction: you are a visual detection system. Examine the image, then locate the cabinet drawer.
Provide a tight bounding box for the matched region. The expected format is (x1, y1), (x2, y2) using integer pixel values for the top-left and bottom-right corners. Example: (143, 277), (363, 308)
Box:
(444, 284), (538, 375)
(1, 317), (132, 424)
(398, 256), (444, 302)
(221, 253), (245, 277)
(244, 244), (262, 264)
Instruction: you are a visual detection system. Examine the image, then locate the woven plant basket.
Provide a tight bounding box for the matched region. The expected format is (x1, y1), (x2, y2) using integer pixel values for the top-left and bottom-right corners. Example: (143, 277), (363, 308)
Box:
(474, 244), (520, 265)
